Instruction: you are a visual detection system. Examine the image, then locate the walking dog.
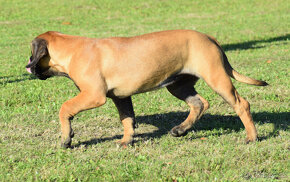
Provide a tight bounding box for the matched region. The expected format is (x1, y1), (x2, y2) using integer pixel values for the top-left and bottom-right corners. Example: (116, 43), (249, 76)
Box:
(26, 30), (268, 148)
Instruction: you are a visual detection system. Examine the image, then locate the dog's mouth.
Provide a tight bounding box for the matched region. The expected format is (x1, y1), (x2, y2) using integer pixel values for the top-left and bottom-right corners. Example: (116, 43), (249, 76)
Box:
(26, 59), (32, 73)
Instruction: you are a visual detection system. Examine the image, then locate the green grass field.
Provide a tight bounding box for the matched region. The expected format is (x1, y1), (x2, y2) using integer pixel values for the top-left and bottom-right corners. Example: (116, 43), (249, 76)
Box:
(0, 0), (289, 181)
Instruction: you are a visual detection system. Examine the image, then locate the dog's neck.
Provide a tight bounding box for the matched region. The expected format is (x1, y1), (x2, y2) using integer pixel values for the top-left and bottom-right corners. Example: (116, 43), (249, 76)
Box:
(47, 46), (72, 75)
(48, 55), (71, 75)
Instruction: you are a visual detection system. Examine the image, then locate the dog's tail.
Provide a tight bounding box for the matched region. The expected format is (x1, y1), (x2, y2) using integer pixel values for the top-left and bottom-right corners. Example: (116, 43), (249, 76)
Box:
(207, 35), (268, 86)
(222, 52), (268, 86)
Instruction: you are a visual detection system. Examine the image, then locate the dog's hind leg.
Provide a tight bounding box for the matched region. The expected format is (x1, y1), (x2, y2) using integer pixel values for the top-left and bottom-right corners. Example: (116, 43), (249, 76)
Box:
(201, 66), (257, 143)
(112, 96), (135, 147)
(166, 76), (209, 137)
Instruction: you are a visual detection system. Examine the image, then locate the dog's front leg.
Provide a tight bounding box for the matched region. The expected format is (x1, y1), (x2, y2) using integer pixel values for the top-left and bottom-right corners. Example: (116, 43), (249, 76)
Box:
(59, 91), (106, 148)
(112, 96), (135, 147)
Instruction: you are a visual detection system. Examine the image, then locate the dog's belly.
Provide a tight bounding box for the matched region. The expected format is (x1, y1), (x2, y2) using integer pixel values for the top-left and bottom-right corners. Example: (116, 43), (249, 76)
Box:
(106, 73), (195, 98)
(107, 77), (175, 98)
(105, 63), (184, 98)
(104, 58), (194, 98)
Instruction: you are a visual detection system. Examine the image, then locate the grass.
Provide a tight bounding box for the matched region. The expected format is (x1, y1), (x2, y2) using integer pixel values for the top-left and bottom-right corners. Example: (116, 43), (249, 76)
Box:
(0, 0), (289, 181)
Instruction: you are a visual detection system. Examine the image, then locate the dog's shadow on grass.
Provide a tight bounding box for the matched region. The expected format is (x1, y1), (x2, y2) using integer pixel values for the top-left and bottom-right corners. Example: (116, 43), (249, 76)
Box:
(134, 111), (289, 141)
(0, 73), (37, 84)
(75, 111), (289, 147)
(222, 34), (289, 51)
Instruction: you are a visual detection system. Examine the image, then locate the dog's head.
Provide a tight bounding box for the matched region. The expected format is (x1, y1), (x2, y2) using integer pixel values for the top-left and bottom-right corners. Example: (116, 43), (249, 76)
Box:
(26, 38), (53, 80)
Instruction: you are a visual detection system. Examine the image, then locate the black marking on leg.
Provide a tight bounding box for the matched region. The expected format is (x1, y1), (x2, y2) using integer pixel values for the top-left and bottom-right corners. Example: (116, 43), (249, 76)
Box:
(70, 129), (75, 138)
(186, 96), (204, 111)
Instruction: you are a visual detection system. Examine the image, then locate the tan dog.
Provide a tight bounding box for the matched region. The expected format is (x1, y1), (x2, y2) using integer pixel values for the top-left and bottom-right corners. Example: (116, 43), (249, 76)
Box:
(26, 30), (268, 148)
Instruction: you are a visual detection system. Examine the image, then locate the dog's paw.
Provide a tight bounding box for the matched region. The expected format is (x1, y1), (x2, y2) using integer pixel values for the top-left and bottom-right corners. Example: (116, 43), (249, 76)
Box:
(170, 126), (187, 137)
(116, 139), (133, 149)
(245, 136), (257, 144)
(61, 137), (72, 149)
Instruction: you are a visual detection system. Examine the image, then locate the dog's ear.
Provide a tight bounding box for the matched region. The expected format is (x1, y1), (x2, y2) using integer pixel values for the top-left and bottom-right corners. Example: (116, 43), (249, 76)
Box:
(26, 38), (48, 68)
